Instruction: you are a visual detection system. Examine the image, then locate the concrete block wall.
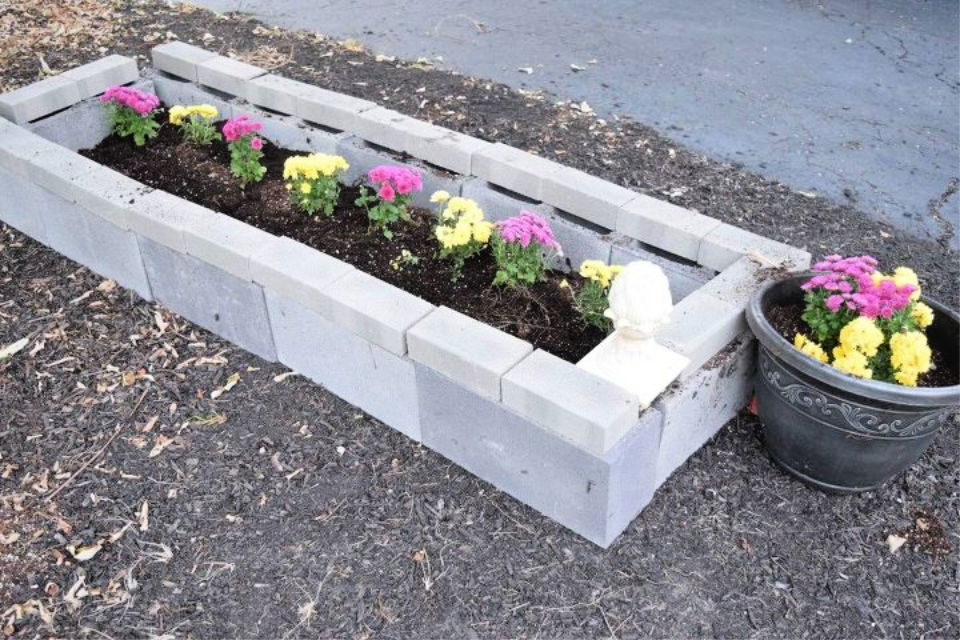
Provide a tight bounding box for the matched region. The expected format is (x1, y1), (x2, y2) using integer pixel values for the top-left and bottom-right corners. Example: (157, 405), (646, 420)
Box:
(0, 52), (808, 547)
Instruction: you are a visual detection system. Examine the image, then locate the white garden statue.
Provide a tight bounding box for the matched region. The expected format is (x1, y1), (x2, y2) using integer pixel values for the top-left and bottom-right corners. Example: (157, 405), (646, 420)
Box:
(577, 261), (690, 408)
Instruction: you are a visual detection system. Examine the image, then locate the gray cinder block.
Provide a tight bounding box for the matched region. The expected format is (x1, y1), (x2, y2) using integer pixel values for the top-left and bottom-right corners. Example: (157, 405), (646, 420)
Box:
(0, 75), (81, 124)
(404, 125), (490, 176)
(81, 206), (153, 300)
(151, 42), (218, 82)
(617, 194), (722, 261)
(471, 143), (564, 202)
(69, 167), (154, 230)
(502, 349), (639, 455)
(244, 74), (306, 115)
(196, 56), (265, 99)
(1, 170), (151, 298)
(254, 109), (343, 154)
(460, 177), (553, 222)
(182, 213), (277, 281)
(266, 291), (422, 440)
(26, 93), (112, 151)
(0, 165), (50, 243)
(297, 85), (376, 133)
(318, 269), (435, 356)
(407, 307), (532, 401)
(696, 255), (768, 310)
(417, 365), (663, 547)
(698, 222), (811, 272)
(62, 55), (139, 99)
(352, 107), (410, 152)
(139, 237), (277, 361)
(541, 167), (636, 230)
(654, 335), (755, 487)
(250, 237), (355, 315)
(609, 234), (715, 302)
(656, 289), (745, 376)
(547, 211), (613, 273)
(127, 190), (216, 253)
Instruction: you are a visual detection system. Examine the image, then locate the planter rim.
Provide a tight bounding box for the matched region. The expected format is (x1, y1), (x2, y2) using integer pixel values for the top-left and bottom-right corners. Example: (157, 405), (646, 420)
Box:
(746, 273), (960, 407)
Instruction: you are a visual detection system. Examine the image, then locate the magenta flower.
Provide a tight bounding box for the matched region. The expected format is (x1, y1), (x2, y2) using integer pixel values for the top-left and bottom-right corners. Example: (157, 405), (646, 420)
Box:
(367, 165), (422, 201)
(803, 254), (914, 318)
(825, 295), (844, 312)
(378, 184), (396, 202)
(222, 114), (263, 142)
(250, 136), (263, 150)
(495, 211), (562, 252)
(100, 85), (160, 115)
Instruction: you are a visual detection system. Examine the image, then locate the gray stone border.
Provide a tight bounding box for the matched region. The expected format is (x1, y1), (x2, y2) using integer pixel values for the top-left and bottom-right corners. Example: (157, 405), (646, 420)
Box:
(0, 50), (811, 547)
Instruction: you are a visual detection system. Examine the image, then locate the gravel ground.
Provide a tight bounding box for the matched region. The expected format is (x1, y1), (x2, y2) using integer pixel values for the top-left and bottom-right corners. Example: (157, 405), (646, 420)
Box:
(1, 2), (957, 638)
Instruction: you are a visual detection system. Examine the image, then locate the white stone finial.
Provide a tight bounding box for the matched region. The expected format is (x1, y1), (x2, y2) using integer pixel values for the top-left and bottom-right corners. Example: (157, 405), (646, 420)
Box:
(604, 260), (674, 341)
(577, 260), (690, 408)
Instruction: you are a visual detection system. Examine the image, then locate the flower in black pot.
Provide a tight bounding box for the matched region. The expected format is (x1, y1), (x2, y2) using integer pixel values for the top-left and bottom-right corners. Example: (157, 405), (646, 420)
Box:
(745, 254), (960, 493)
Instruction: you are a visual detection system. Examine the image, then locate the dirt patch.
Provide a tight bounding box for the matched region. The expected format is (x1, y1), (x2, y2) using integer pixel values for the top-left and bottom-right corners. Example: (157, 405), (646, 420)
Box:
(81, 121), (605, 363)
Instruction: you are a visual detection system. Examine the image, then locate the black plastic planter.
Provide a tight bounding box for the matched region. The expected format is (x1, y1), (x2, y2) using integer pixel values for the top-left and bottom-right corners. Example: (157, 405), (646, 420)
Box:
(745, 275), (960, 493)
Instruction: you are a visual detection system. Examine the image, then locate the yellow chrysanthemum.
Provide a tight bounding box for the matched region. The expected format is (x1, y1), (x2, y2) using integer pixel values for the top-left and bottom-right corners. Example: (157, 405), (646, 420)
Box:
(894, 369), (920, 387)
(435, 197), (491, 250)
(831, 344), (873, 379)
(578, 259), (621, 289)
(283, 153), (349, 181)
(169, 103), (219, 125)
(472, 221), (492, 243)
(910, 301), (934, 329)
(793, 333), (829, 364)
(168, 105), (188, 125)
(430, 190), (451, 203)
(300, 182), (312, 194)
(889, 331), (932, 377)
(837, 316), (884, 358)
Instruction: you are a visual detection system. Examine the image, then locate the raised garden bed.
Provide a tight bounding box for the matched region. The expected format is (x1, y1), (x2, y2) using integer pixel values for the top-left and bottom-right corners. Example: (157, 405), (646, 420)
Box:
(0, 47), (811, 547)
(81, 123), (606, 363)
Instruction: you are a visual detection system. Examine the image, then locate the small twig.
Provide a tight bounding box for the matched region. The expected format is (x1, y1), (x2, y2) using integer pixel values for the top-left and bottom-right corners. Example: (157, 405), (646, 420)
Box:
(45, 388), (149, 502)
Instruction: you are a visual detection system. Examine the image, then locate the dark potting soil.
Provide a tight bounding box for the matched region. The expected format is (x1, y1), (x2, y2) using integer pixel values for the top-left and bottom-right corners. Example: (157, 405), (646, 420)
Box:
(767, 301), (958, 388)
(81, 122), (607, 363)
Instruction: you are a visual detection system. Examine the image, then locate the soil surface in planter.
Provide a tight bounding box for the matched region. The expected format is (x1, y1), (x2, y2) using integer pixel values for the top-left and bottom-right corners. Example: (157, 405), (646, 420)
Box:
(768, 302), (958, 388)
(82, 122), (607, 362)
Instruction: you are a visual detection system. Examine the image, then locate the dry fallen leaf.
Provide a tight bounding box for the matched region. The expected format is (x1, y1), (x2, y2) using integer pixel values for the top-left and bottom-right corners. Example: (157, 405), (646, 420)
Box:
(340, 38), (365, 53)
(273, 371), (298, 383)
(887, 534), (908, 553)
(211, 372), (241, 399)
(0, 337), (29, 360)
(148, 435), (174, 458)
(138, 501), (149, 532)
(0, 532), (20, 545)
(66, 541), (102, 561)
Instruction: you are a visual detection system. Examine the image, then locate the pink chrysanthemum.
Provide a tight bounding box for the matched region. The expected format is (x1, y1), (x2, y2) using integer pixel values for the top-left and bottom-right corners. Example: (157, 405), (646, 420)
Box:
(495, 211), (562, 252)
(802, 254), (914, 318)
(222, 114), (263, 142)
(100, 86), (160, 116)
(367, 165), (422, 199)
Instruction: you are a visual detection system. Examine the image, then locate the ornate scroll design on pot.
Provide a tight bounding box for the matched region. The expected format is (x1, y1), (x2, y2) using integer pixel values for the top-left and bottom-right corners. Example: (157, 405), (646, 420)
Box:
(758, 349), (946, 438)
